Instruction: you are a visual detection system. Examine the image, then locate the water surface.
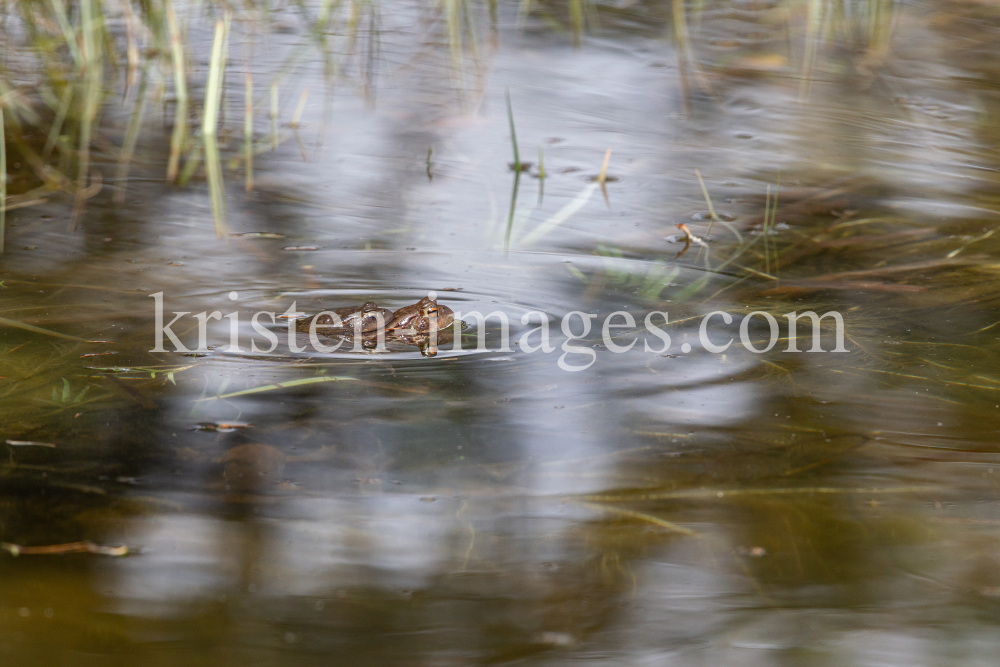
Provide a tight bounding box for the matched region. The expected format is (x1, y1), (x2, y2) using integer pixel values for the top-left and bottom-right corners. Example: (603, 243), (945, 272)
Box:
(3, 1), (1000, 664)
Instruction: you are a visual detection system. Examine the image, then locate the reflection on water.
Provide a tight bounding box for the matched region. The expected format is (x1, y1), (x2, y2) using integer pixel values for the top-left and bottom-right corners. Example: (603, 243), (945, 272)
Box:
(4, 0), (1000, 664)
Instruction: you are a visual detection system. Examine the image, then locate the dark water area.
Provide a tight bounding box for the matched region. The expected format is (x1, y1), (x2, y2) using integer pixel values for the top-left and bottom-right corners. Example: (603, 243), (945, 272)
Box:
(3, 0), (1000, 664)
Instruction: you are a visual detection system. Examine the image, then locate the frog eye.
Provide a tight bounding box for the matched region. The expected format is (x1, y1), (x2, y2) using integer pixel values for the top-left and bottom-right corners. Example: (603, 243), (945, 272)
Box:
(426, 306), (439, 317)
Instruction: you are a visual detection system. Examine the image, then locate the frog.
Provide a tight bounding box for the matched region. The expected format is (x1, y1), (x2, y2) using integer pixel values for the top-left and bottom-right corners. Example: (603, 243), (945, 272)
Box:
(386, 297), (455, 333)
(391, 329), (453, 356)
(295, 301), (393, 334)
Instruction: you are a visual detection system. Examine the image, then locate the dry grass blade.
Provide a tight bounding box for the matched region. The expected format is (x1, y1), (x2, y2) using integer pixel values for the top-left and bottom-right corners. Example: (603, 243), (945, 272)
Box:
(577, 501), (697, 536)
(800, 257), (982, 282)
(597, 148), (611, 184)
(585, 485), (938, 502)
(194, 375), (358, 402)
(762, 281), (927, 295)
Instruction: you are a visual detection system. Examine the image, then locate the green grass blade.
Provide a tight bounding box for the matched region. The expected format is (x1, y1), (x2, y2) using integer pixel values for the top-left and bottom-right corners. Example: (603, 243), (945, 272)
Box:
(195, 375), (357, 402)
(505, 88), (519, 169)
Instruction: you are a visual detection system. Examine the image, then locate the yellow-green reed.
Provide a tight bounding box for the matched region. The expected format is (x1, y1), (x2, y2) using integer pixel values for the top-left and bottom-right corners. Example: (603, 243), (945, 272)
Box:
(764, 184), (772, 275)
(47, 0), (82, 69)
(270, 81), (279, 150)
(516, 0), (533, 26)
(177, 143), (202, 188)
(291, 88), (309, 129)
(113, 68), (148, 204)
(445, 0), (467, 93)
(671, 0), (712, 111)
(537, 143), (545, 203)
(800, 0), (823, 102)
(672, 0), (693, 112)
(71, 0), (104, 232)
(203, 16), (230, 237)
(461, 0), (482, 74)
(695, 168), (719, 237)
(42, 86), (73, 161)
(165, 1), (188, 183)
(770, 173), (780, 280)
(569, 0), (584, 47)
(121, 0), (140, 93)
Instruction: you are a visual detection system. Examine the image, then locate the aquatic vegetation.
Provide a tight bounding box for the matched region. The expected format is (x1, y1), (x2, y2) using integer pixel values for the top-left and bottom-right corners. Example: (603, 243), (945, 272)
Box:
(0, 0), (906, 242)
(590, 244), (681, 301)
(48, 378), (91, 405)
(0, 105), (5, 255)
(0, 0), (487, 237)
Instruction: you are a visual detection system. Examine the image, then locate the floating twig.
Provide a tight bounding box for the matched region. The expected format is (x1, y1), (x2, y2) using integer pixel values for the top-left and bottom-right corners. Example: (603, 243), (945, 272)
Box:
(1, 541), (128, 557)
(5, 440), (57, 448)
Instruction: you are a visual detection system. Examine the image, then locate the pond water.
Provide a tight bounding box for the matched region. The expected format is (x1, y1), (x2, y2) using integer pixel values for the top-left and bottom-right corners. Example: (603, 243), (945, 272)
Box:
(3, 0), (1000, 664)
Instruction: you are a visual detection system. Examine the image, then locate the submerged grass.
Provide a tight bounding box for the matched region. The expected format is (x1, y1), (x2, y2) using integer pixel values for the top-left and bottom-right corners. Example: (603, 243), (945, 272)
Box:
(1, 105), (5, 255)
